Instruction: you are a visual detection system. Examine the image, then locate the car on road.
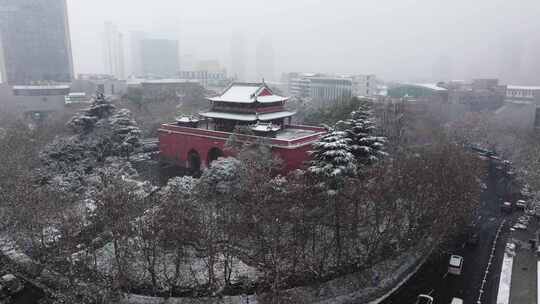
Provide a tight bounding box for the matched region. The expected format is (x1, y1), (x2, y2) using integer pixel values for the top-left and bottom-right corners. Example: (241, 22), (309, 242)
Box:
(415, 294), (434, 304)
(513, 223), (528, 230)
(450, 298), (463, 304)
(448, 255), (464, 275)
(501, 201), (513, 213)
(516, 200), (527, 210)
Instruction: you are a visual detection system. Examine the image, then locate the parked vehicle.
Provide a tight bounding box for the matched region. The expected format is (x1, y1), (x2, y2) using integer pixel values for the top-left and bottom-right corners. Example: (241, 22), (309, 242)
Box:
(516, 200), (527, 210)
(415, 294), (434, 304)
(450, 298), (463, 304)
(518, 215), (530, 225)
(448, 255), (464, 275)
(501, 201), (513, 213)
(513, 223), (527, 230)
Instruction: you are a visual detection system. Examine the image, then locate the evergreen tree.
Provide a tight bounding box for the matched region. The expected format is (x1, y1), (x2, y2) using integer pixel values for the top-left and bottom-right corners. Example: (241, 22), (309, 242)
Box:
(339, 101), (387, 168)
(308, 130), (356, 186)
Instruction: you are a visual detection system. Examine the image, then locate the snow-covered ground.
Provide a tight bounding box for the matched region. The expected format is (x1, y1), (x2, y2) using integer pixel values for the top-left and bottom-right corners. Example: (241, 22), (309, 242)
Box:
(116, 243), (430, 304)
(496, 243), (515, 304)
(85, 242), (261, 290)
(120, 293), (258, 304)
(537, 260), (540, 304)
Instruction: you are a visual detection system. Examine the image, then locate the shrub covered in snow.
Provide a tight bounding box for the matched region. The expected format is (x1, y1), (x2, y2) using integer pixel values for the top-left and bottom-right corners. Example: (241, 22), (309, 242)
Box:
(308, 130), (357, 182)
(39, 97), (143, 197)
(337, 101), (387, 169)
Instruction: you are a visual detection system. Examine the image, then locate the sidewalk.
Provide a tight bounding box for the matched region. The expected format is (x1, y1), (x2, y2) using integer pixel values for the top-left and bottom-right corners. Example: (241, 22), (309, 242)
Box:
(497, 214), (539, 304)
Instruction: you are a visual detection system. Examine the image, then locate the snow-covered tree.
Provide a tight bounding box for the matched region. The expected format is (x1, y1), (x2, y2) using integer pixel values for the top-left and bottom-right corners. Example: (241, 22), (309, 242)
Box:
(308, 130), (356, 185)
(338, 102), (387, 169)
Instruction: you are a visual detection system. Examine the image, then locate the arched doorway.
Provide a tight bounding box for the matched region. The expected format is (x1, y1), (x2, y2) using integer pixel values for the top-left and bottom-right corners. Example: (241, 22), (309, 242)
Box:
(187, 149), (201, 172)
(207, 147), (224, 166)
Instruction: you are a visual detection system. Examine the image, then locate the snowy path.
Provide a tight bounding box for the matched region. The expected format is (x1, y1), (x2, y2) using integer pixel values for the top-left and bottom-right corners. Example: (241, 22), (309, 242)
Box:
(496, 247), (514, 304)
(367, 252), (431, 304)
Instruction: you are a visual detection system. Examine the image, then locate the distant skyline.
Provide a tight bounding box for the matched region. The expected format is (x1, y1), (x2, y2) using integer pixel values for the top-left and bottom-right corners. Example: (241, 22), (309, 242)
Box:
(67, 0), (540, 84)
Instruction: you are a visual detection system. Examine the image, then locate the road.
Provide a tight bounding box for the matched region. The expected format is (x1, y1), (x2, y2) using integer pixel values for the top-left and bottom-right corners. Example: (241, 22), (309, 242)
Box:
(380, 164), (516, 304)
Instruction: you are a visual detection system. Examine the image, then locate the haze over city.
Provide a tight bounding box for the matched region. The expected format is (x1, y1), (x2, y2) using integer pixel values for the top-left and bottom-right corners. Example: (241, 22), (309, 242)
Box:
(68, 0), (540, 83)
(2, 1), (540, 304)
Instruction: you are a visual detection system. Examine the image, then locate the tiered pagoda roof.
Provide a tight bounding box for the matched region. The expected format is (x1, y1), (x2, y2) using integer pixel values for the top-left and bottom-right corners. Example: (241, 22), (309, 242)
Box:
(200, 82), (295, 122)
(207, 82), (289, 103)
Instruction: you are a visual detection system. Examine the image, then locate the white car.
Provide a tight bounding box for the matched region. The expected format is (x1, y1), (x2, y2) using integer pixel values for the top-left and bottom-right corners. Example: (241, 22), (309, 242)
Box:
(451, 297), (463, 304)
(512, 223), (527, 230)
(415, 294), (434, 304)
(448, 255), (464, 275)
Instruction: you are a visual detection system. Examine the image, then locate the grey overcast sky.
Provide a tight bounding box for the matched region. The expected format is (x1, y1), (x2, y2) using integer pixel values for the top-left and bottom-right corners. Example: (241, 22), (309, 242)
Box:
(68, 0), (540, 83)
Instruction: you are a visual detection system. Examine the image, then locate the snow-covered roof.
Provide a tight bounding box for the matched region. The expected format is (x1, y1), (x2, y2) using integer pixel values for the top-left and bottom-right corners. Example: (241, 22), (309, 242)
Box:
(275, 128), (317, 140)
(412, 83), (447, 91)
(141, 79), (200, 84)
(504, 99), (534, 105)
(257, 95), (288, 103)
(199, 110), (296, 122)
(207, 82), (288, 103)
(507, 85), (540, 90)
(200, 111), (257, 121)
(176, 116), (199, 123)
(251, 123), (281, 132)
(68, 92), (87, 97)
(13, 85), (70, 90)
(258, 111), (296, 121)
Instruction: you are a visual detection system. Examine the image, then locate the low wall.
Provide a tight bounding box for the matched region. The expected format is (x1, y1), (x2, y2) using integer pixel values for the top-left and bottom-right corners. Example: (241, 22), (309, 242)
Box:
(119, 243), (433, 304)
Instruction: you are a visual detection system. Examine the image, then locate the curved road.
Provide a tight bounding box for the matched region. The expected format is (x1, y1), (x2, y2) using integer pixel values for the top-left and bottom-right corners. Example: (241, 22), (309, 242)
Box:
(380, 168), (514, 304)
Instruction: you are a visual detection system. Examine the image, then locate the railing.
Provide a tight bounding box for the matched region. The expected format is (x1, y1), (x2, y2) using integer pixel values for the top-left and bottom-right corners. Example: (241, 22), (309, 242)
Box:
(159, 123), (326, 148)
(209, 105), (286, 114)
(285, 124), (327, 132)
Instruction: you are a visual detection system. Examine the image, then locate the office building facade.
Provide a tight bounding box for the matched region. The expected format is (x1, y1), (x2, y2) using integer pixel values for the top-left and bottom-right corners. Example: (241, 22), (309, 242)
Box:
(0, 0), (73, 84)
(140, 38), (179, 78)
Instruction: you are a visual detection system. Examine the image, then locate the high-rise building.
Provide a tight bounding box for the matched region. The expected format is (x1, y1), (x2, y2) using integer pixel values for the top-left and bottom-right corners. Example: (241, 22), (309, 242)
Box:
(128, 31), (146, 77)
(255, 36), (275, 82)
(103, 22), (125, 80)
(230, 32), (246, 81)
(0, 0), (74, 84)
(140, 38), (179, 77)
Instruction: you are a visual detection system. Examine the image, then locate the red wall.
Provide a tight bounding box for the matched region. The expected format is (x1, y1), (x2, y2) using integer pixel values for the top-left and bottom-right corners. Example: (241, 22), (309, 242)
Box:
(158, 126), (319, 172)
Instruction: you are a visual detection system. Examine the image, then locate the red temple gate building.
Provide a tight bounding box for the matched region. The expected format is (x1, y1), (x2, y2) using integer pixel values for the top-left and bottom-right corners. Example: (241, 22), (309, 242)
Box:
(158, 82), (326, 172)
